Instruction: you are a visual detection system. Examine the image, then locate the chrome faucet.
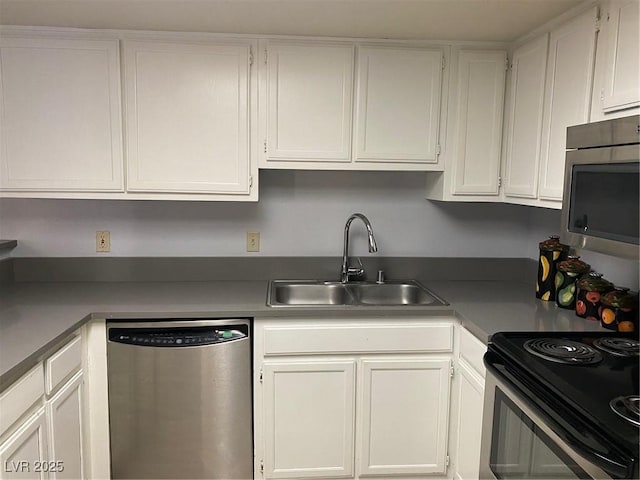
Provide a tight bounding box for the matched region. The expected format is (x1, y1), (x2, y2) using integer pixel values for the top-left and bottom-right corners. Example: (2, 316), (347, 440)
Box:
(341, 213), (378, 283)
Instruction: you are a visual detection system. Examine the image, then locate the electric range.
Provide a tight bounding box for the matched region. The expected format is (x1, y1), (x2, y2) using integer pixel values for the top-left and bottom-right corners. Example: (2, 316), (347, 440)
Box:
(479, 331), (639, 479)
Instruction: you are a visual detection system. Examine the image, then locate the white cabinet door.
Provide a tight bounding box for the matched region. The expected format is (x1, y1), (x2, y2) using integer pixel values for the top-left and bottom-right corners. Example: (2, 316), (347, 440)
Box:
(124, 40), (253, 195)
(0, 408), (48, 480)
(452, 50), (506, 195)
(538, 7), (598, 201)
(503, 35), (549, 199)
(262, 361), (356, 479)
(46, 373), (84, 480)
(359, 358), (450, 476)
(453, 360), (484, 480)
(265, 42), (354, 162)
(602, 0), (640, 112)
(0, 36), (123, 192)
(355, 46), (443, 163)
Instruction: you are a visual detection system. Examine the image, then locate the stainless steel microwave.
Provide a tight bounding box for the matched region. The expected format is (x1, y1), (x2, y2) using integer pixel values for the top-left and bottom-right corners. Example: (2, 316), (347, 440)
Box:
(561, 115), (639, 259)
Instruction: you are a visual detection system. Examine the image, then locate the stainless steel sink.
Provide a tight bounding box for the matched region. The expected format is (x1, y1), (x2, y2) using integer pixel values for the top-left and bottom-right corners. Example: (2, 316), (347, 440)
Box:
(272, 282), (354, 305)
(267, 280), (447, 307)
(348, 283), (438, 305)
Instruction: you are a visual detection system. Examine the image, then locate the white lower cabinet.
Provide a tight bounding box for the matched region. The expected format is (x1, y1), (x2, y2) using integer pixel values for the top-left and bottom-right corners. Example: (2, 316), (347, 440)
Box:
(0, 409), (48, 480)
(255, 318), (455, 480)
(451, 327), (486, 480)
(452, 361), (484, 480)
(46, 373), (84, 480)
(263, 361), (356, 479)
(359, 359), (450, 476)
(0, 334), (86, 480)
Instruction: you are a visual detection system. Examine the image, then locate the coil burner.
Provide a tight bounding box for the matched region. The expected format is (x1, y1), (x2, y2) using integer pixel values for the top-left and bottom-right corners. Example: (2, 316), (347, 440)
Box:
(610, 396), (640, 426)
(523, 338), (602, 365)
(593, 337), (640, 357)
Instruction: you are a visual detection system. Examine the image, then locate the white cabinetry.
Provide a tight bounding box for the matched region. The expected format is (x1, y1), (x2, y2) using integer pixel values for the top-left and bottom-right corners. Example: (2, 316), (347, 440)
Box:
(359, 359), (450, 476)
(451, 327), (486, 480)
(503, 35), (549, 199)
(0, 334), (85, 480)
(0, 409), (48, 480)
(123, 39), (256, 198)
(46, 373), (84, 480)
(538, 7), (598, 201)
(263, 42), (354, 163)
(426, 48), (507, 201)
(0, 34), (123, 192)
(355, 46), (443, 165)
(254, 318), (455, 480)
(503, 7), (598, 208)
(601, 0), (640, 113)
(262, 361), (356, 478)
(260, 41), (447, 171)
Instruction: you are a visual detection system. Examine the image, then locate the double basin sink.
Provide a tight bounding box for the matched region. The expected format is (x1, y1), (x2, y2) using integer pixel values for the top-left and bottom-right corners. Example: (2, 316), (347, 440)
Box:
(268, 280), (447, 307)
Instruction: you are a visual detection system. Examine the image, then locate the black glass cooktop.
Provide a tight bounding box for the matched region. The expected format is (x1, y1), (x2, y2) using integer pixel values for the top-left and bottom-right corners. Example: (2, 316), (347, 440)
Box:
(488, 332), (640, 460)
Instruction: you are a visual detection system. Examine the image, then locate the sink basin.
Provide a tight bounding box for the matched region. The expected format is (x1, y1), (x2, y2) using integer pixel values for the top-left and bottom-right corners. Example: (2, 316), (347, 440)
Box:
(348, 283), (438, 305)
(267, 280), (447, 307)
(272, 282), (353, 305)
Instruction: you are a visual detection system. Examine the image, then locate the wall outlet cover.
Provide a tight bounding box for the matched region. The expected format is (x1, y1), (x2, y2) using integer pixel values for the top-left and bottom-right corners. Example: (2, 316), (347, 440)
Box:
(96, 230), (111, 253)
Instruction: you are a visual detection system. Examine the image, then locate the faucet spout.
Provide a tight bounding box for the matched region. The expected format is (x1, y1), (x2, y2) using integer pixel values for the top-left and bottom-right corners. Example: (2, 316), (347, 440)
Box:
(341, 213), (378, 283)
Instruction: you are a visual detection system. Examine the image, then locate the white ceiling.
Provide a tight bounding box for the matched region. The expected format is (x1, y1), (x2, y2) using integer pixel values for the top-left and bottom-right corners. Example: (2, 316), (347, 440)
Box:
(0, 0), (585, 42)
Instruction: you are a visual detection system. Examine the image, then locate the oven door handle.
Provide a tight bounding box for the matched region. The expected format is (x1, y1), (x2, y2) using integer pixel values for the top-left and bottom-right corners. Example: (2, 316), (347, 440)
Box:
(485, 358), (633, 479)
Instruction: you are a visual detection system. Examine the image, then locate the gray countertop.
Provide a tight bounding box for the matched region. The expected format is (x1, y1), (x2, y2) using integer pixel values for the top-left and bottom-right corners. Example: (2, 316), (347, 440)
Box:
(0, 278), (606, 389)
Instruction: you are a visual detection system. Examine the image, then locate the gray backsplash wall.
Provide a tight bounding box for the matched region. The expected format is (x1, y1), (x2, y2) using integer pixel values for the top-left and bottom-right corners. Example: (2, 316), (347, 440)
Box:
(0, 170), (636, 287)
(1, 170), (532, 258)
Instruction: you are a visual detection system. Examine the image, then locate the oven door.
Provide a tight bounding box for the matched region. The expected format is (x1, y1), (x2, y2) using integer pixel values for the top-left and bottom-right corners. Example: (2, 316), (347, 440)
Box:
(479, 354), (633, 479)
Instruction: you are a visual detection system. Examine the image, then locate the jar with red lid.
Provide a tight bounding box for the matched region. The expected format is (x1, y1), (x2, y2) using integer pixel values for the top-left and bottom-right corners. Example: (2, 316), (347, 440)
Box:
(600, 288), (639, 332)
(555, 256), (590, 309)
(575, 272), (614, 320)
(536, 235), (569, 301)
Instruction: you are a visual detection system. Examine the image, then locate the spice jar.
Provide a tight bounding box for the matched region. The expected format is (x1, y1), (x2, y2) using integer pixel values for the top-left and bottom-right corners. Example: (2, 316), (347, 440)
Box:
(536, 235), (569, 301)
(600, 288), (639, 332)
(575, 272), (614, 321)
(555, 256), (590, 309)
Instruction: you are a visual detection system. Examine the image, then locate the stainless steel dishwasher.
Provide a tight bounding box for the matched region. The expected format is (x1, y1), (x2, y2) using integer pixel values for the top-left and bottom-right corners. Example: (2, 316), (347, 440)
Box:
(107, 319), (253, 479)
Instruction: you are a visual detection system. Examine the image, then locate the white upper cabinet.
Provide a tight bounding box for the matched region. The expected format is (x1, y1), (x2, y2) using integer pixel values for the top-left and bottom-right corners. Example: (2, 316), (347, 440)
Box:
(355, 46), (443, 164)
(451, 50), (506, 195)
(0, 35), (123, 192)
(264, 42), (354, 162)
(502, 6), (598, 208)
(260, 41), (446, 170)
(538, 7), (598, 201)
(601, 0), (640, 112)
(503, 35), (549, 199)
(123, 39), (255, 197)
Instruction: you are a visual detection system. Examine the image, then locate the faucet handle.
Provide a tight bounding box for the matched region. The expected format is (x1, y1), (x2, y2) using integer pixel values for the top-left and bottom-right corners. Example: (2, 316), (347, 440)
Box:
(376, 270), (385, 284)
(346, 257), (365, 281)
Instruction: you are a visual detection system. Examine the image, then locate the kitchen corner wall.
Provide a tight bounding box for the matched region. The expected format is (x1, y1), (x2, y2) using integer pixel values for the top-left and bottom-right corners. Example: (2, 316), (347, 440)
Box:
(526, 206), (639, 290)
(0, 170), (637, 288)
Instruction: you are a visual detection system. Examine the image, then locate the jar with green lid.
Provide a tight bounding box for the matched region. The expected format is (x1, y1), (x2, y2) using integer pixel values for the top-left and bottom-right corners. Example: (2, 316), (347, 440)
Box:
(575, 272), (614, 320)
(536, 235), (569, 301)
(600, 288), (639, 332)
(555, 256), (590, 309)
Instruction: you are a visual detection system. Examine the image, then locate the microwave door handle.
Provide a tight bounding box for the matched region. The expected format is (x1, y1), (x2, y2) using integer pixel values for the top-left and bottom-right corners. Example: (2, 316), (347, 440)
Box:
(574, 214), (588, 231)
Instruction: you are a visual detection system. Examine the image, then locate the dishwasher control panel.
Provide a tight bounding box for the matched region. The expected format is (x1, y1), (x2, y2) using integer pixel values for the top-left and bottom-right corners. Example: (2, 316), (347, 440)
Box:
(108, 324), (248, 347)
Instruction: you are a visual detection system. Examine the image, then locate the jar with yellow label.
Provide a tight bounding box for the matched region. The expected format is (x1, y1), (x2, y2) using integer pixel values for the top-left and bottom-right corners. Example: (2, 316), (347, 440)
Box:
(536, 235), (569, 301)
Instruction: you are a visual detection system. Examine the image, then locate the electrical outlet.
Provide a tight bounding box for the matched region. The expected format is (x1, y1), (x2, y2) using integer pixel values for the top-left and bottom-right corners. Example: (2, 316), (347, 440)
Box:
(246, 231), (260, 252)
(96, 230), (111, 253)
